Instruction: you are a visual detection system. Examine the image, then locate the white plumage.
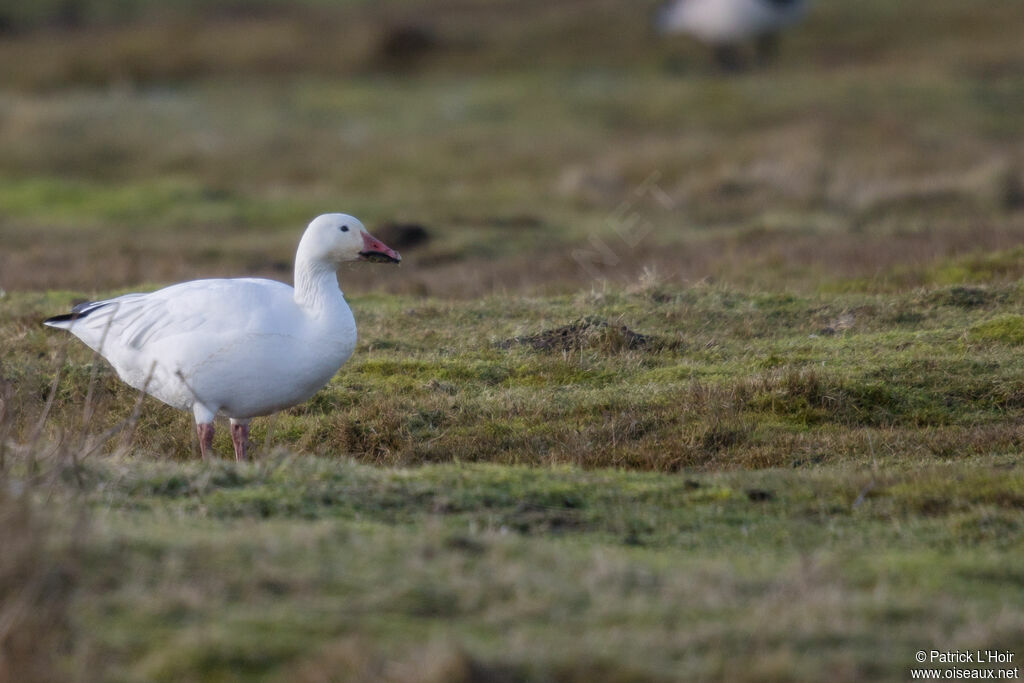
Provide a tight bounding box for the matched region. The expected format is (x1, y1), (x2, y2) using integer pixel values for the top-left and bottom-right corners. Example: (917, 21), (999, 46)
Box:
(657, 0), (807, 67)
(44, 213), (401, 460)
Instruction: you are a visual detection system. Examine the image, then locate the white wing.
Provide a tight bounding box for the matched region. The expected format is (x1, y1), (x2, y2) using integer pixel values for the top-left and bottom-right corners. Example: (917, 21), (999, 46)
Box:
(45, 278), (295, 356)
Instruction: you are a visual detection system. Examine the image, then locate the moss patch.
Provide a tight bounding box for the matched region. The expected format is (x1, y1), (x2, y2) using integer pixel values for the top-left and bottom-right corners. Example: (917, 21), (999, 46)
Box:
(969, 314), (1024, 345)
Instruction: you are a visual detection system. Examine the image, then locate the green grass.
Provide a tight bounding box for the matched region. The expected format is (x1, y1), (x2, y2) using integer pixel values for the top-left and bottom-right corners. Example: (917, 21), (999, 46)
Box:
(4, 282), (1024, 681)
(7, 456), (1024, 682)
(8, 283), (1024, 469)
(3, 0), (1024, 679)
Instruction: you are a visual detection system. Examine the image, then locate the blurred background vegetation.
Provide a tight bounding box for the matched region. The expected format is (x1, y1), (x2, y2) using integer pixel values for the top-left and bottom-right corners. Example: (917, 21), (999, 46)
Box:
(0, 0), (1021, 296)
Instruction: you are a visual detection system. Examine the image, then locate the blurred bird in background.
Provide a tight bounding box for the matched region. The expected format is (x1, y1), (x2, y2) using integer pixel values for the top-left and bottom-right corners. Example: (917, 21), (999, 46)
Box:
(656, 0), (808, 70)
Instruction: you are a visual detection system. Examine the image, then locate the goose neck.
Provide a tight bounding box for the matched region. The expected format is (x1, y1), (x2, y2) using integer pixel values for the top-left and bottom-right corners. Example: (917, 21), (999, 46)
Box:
(293, 257), (342, 312)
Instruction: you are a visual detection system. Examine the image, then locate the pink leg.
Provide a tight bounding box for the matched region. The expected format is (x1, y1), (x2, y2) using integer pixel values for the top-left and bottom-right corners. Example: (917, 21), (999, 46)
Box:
(196, 423), (215, 459)
(230, 421), (250, 461)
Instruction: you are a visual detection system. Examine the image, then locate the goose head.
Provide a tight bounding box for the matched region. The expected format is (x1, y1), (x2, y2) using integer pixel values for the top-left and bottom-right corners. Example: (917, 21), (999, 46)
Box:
(298, 213), (402, 267)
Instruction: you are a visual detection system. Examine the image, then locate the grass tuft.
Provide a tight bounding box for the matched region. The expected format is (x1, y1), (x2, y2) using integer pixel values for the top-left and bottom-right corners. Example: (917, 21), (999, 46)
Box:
(969, 314), (1024, 345)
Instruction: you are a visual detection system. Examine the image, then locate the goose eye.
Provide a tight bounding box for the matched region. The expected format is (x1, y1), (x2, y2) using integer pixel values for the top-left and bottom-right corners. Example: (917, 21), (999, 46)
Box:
(339, 225), (349, 233)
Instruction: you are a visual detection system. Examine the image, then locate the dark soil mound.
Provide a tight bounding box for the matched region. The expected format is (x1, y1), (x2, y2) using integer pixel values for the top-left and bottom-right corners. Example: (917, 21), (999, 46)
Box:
(500, 317), (659, 353)
(375, 222), (432, 250)
(376, 24), (438, 67)
(936, 286), (995, 308)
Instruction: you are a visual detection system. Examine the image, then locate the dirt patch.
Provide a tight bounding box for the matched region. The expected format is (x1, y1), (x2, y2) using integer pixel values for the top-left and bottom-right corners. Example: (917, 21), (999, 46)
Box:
(499, 317), (661, 353)
(818, 312), (855, 336)
(374, 23), (438, 69)
(375, 222), (432, 250)
(504, 502), (588, 534)
(934, 286), (996, 308)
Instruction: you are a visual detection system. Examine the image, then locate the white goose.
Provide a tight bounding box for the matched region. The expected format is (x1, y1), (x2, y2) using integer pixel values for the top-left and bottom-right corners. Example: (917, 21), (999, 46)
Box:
(44, 213), (401, 460)
(656, 0), (807, 68)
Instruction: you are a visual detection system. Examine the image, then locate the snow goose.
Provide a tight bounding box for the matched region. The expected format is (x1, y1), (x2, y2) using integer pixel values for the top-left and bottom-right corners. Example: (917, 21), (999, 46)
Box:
(656, 0), (808, 69)
(43, 213), (400, 460)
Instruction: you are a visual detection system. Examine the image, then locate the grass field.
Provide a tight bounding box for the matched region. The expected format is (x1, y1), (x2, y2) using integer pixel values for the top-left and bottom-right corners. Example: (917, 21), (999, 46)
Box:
(2, 0), (1024, 680)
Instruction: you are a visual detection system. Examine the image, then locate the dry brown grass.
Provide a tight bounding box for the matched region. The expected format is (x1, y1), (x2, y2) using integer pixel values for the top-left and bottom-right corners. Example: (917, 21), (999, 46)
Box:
(0, 490), (78, 683)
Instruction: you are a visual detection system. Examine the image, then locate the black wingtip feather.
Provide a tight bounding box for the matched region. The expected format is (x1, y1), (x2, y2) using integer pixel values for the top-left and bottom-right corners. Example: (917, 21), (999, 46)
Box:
(43, 301), (110, 326)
